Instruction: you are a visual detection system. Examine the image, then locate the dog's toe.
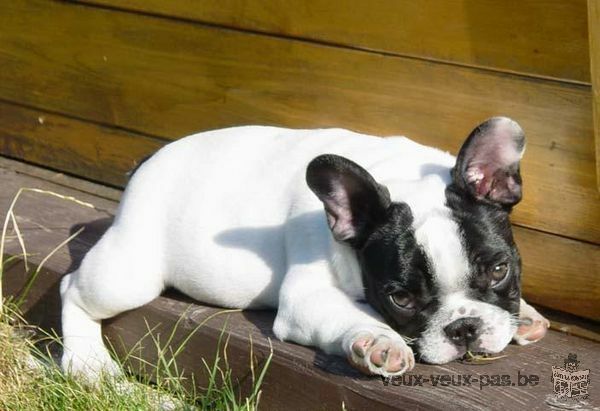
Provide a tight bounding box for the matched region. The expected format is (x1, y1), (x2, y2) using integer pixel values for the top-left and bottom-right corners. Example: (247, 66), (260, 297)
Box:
(515, 318), (550, 345)
(347, 331), (414, 376)
(369, 342), (389, 367)
(351, 334), (375, 358)
(514, 300), (550, 345)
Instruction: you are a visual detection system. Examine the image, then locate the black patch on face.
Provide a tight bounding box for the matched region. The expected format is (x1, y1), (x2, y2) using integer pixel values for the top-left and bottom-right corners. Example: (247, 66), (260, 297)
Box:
(357, 202), (440, 339)
(305, 153), (440, 340)
(445, 185), (521, 316)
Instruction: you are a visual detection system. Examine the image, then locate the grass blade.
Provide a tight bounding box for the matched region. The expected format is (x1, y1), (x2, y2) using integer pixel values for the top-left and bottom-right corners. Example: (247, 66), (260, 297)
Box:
(15, 227), (84, 308)
(9, 211), (28, 272)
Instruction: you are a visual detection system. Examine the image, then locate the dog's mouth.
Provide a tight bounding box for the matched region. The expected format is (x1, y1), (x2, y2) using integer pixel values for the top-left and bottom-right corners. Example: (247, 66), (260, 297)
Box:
(413, 345), (499, 364)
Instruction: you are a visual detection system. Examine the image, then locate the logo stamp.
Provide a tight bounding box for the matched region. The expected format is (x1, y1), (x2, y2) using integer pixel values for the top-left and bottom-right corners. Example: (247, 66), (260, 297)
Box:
(551, 353), (590, 401)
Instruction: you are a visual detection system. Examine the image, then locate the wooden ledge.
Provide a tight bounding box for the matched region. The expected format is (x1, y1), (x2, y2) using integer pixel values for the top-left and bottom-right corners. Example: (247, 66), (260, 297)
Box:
(1, 158), (599, 410)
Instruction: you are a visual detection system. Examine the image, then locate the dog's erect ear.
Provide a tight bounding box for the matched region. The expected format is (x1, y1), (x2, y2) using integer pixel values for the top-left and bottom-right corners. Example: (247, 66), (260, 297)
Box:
(306, 154), (391, 245)
(452, 117), (525, 207)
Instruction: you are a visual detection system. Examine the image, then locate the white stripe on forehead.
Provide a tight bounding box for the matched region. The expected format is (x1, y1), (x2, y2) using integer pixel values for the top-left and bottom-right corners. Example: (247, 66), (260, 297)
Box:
(385, 167), (469, 294)
(413, 211), (470, 291)
(387, 175), (470, 292)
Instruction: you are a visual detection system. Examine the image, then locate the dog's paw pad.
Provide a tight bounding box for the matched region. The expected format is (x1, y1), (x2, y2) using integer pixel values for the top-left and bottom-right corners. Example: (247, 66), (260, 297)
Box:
(384, 346), (409, 373)
(348, 332), (414, 376)
(515, 318), (550, 345)
(369, 345), (388, 367)
(351, 334), (374, 358)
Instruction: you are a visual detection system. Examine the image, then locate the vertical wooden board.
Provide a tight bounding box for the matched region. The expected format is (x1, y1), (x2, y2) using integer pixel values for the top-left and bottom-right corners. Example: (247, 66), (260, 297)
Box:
(0, 102), (164, 187)
(78, 0), (591, 83)
(589, 0), (600, 191)
(0, 0), (598, 243)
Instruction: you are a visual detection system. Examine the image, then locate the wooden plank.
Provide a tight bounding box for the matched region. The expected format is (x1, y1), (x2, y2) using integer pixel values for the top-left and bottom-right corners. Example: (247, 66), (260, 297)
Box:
(1, 260), (64, 333)
(515, 229), (599, 322)
(104, 295), (413, 411)
(105, 292), (600, 411)
(0, 1), (597, 244)
(0, 167), (118, 289)
(589, 0), (600, 191)
(76, 0), (591, 83)
(0, 161), (599, 409)
(7, 255), (599, 410)
(0, 156), (598, 322)
(0, 156), (123, 203)
(0, 102), (164, 187)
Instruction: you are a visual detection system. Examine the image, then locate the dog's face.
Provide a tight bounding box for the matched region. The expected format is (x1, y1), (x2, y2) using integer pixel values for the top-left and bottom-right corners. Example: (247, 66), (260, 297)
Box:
(307, 117), (524, 363)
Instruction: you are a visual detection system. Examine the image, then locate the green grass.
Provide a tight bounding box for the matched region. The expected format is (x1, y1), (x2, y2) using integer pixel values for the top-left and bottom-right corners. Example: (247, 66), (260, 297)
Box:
(0, 304), (272, 410)
(0, 187), (272, 410)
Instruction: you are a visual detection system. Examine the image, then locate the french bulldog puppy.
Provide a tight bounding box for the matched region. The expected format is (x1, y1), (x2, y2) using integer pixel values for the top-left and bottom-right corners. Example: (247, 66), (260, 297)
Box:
(61, 117), (549, 379)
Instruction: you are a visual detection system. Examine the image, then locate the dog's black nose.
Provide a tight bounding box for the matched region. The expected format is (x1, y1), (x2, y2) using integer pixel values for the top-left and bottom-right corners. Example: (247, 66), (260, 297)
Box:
(444, 317), (483, 347)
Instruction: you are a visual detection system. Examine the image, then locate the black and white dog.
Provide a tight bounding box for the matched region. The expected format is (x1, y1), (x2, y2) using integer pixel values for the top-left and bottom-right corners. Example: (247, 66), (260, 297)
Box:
(61, 117), (549, 379)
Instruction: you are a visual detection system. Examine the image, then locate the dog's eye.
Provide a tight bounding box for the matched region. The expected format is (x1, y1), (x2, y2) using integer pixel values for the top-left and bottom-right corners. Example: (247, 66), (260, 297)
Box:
(490, 263), (509, 287)
(391, 293), (415, 310)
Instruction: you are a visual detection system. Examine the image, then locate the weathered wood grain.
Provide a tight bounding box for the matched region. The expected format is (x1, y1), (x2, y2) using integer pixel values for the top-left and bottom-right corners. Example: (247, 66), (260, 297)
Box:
(515, 229), (599, 321)
(75, 0), (591, 83)
(0, 102), (164, 187)
(106, 292), (600, 411)
(0, 156), (123, 202)
(0, 1), (597, 244)
(589, 0), (600, 191)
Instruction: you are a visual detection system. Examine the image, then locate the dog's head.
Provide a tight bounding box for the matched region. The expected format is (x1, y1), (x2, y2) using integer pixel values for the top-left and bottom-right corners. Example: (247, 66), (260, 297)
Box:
(306, 117), (524, 363)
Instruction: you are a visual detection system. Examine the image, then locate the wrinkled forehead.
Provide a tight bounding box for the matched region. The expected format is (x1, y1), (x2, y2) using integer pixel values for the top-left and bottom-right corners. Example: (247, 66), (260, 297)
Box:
(412, 210), (470, 292)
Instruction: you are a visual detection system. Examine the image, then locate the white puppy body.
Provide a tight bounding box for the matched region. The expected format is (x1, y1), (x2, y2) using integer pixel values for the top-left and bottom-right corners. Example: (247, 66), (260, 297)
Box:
(61, 125), (546, 379)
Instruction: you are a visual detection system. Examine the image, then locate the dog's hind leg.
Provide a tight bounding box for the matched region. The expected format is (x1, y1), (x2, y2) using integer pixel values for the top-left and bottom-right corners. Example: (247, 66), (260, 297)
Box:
(60, 275), (121, 380)
(60, 227), (165, 381)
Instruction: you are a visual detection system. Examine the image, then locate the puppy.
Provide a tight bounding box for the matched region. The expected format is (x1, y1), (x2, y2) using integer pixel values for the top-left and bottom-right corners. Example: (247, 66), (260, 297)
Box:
(60, 117), (549, 379)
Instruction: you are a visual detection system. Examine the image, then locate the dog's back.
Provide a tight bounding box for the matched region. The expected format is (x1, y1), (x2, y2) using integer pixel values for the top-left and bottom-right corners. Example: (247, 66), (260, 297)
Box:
(111, 126), (453, 309)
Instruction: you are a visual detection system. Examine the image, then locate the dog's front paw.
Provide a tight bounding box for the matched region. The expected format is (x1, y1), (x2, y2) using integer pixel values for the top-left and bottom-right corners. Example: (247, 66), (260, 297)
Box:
(513, 300), (550, 346)
(345, 329), (414, 377)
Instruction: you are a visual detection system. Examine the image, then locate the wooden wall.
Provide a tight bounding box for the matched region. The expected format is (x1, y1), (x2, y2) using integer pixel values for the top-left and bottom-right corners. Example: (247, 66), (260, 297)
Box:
(0, 0), (598, 320)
